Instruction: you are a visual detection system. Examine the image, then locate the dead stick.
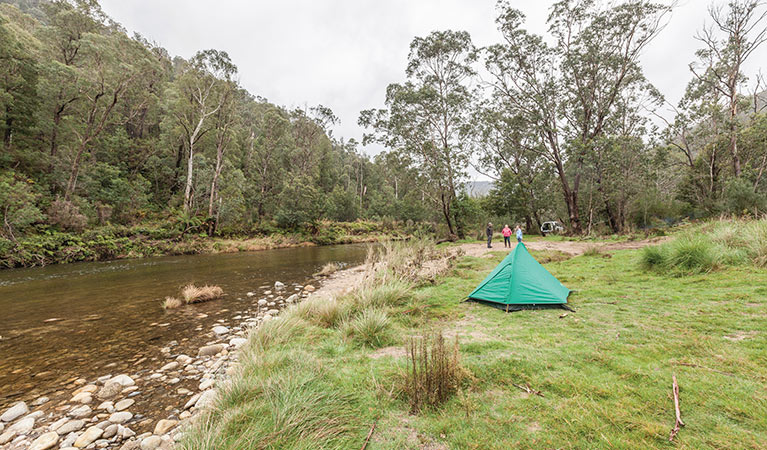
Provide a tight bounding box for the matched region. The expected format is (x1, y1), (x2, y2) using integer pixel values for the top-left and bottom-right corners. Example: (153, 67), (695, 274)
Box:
(361, 422), (376, 450)
(512, 383), (544, 397)
(669, 374), (685, 442)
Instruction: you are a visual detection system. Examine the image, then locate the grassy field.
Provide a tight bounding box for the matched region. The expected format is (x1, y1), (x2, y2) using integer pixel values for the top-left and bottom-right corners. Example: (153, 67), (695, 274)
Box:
(182, 224), (767, 450)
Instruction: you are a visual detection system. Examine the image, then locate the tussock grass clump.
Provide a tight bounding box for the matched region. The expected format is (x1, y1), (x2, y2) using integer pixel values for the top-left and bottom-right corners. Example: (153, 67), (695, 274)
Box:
(582, 246), (602, 257)
(365, 239), (451, 283)
(314, 262), (339, 277)
(247, 315), (308, 353)
(181, 284), (224, 304)
(356, 278), (412, 309)
(162, 296), (183, 309)
(640, 218), (767, 275)
(287, 297), (348, 328)
(341, 309), (391, 348)
(402, 331), (468, 414)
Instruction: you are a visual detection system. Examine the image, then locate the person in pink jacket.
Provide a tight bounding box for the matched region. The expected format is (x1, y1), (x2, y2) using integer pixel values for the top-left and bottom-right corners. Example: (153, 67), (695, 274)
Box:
(502, 224), (512, 248)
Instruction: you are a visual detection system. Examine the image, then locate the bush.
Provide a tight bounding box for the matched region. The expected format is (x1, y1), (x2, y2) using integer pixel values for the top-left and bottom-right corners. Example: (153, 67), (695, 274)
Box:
(402, 331), (468, 414)
(47, 197), (87, 232)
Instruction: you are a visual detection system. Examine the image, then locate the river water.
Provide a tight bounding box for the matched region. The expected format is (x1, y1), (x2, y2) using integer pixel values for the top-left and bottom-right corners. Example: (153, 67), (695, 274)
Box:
(0, 244), (371, 415)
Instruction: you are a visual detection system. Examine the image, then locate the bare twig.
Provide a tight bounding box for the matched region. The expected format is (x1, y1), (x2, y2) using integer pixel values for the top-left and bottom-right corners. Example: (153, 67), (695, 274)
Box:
(360, 422), (376, 450)
(669, 374), (685, 442)
(512, 383), (544, 397)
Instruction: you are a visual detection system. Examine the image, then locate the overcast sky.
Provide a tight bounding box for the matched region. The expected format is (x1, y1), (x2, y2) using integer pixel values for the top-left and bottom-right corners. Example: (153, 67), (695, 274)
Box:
(100, 0), (767, 180)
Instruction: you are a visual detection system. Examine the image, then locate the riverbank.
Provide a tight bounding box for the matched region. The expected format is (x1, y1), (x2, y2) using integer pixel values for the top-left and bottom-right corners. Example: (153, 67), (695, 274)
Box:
(0, 246), (380, 450)
(177, 230), (766, 449)
(0, 220), (412, 269)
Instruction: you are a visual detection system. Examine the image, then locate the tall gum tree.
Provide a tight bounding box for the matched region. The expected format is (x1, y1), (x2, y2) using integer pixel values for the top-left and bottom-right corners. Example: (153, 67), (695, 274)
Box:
(360, 30), (476, 237)
(484, 0), (669, 234)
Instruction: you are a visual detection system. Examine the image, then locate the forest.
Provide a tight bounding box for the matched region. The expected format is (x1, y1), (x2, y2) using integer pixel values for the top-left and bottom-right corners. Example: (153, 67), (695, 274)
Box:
(1, 0), (766, 265)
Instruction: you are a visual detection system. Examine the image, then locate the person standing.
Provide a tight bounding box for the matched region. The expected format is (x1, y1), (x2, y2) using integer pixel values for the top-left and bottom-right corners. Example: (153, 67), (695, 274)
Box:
(515, 225), (523, 243)
(502, 224), (512, 248)
(486, 222), (493, 248)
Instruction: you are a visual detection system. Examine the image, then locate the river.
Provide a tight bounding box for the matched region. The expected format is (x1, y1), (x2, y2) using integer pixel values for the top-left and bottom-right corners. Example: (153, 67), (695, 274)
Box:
(0, 244), (371, 419)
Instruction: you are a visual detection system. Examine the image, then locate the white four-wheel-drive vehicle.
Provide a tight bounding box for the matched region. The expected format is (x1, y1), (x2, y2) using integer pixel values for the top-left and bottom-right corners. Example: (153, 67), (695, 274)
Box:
(540, 221), (564, 235)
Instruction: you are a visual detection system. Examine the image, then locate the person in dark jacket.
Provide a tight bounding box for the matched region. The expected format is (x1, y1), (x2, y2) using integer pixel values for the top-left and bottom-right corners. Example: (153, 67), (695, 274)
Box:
(486, 222), (493, 248)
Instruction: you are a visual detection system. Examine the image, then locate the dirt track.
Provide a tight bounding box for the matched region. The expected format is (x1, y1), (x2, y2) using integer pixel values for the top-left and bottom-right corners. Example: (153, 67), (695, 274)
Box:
(460, 236), (668, 258)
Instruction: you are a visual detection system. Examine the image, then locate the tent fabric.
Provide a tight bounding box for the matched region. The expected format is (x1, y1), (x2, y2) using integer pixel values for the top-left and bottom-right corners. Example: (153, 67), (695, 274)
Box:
(468, 242), (570, 307)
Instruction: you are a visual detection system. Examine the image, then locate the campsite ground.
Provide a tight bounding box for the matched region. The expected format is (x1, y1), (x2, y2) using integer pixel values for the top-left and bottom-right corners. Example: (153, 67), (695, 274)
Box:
(182, 226), (767, 449)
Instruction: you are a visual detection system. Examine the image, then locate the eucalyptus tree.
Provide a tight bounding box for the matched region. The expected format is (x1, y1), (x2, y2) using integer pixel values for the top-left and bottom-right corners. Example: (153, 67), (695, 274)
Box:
(484, 0), (669, 234)
(360, 30), (476, 237)
(165, 49), (237, 214)
(690, 0), (767, 177)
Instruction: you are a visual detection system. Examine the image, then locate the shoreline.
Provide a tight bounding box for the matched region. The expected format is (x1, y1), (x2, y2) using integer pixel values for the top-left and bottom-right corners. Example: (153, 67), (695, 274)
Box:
(0, 262), (368, 450)
(0, 230), (402, 270)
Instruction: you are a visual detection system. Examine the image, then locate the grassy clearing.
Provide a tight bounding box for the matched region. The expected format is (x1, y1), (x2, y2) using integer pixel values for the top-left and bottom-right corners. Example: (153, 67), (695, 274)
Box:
(641, 218), (767, 275)
(182, 228), (767, 449)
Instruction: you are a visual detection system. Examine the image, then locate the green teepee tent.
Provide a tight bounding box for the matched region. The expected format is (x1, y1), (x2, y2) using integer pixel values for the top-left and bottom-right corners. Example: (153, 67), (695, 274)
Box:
(467, 242), (570, 310)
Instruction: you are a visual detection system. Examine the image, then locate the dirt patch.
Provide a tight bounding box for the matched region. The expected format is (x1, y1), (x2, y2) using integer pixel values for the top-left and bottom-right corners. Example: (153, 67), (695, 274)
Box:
(527, 422), (542, 433)
(370, 346), (406, 359)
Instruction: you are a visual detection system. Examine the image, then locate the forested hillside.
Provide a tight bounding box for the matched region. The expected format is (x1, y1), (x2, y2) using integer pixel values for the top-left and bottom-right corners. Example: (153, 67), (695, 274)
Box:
(0, 0), (431, 251)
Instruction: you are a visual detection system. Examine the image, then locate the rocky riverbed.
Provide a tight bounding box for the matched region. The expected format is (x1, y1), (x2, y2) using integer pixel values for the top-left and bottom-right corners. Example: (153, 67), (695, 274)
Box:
(0, 276), (329, 450)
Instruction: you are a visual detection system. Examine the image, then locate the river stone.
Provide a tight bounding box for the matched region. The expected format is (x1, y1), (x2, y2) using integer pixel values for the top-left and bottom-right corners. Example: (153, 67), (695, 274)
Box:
(29, 431), (59, 450)
(274, 281), (285, 289)
(153, 419), (177, 435)
(49, 417), (68, 432)
(195, 390), (216, 409)
(108, 412), (133, 424)
(102, 424), (118, 439)
(73, 385), (98, 396)
(304, 284), (316, 292)
(175, 354), (192, 365)
(212, 326), (229, 335)
(60, 432), (79, 448)
(110, 375), (135, 387)
(97, 381), (122, 400)
(120, 440), (141, 450)
(115, 399), (134, 411)
(198, 344), (224, 356)
(121, 425), (136, 439)
(97, 401), (115, 413)
(31, 396), (50, 407)
(0, 430), (15, 445)
(140, 435), (163, 450)
(228, 337), (247, 348)
(199, 379), (215, 390)
(286, 294), (299, 303)
(71, 392), (93, 404)
(57, 419), (85, 434)
(159, 362), (178, 372)
(74, 426), (103, 447)
(183, 394), (200, 410)
(1, 402), (28, 422)
(257, 299), (267, 306)
(8, 416), (35, 434)
(69, 405), (92, 418)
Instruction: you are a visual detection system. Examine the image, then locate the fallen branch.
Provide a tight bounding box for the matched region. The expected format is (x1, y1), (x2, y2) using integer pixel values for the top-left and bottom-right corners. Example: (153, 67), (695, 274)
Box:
(361, 422), (376, 450)
(512, 383), (544, 397)
(669, 374), (685, 442)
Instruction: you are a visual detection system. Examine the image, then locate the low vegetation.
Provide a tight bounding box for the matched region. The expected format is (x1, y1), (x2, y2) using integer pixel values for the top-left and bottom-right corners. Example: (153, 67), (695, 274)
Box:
(162, 296), (183, 310)
(403, 331), (468, 414)
(181, 284), (224, 304)
(182, 223), (766, 449)
(641, 218), (767, 275)
(314, 262), (339, 277)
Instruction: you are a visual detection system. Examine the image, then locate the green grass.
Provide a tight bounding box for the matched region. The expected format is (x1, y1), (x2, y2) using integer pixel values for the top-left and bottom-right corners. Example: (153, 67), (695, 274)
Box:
(181, 233), (767, 450)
